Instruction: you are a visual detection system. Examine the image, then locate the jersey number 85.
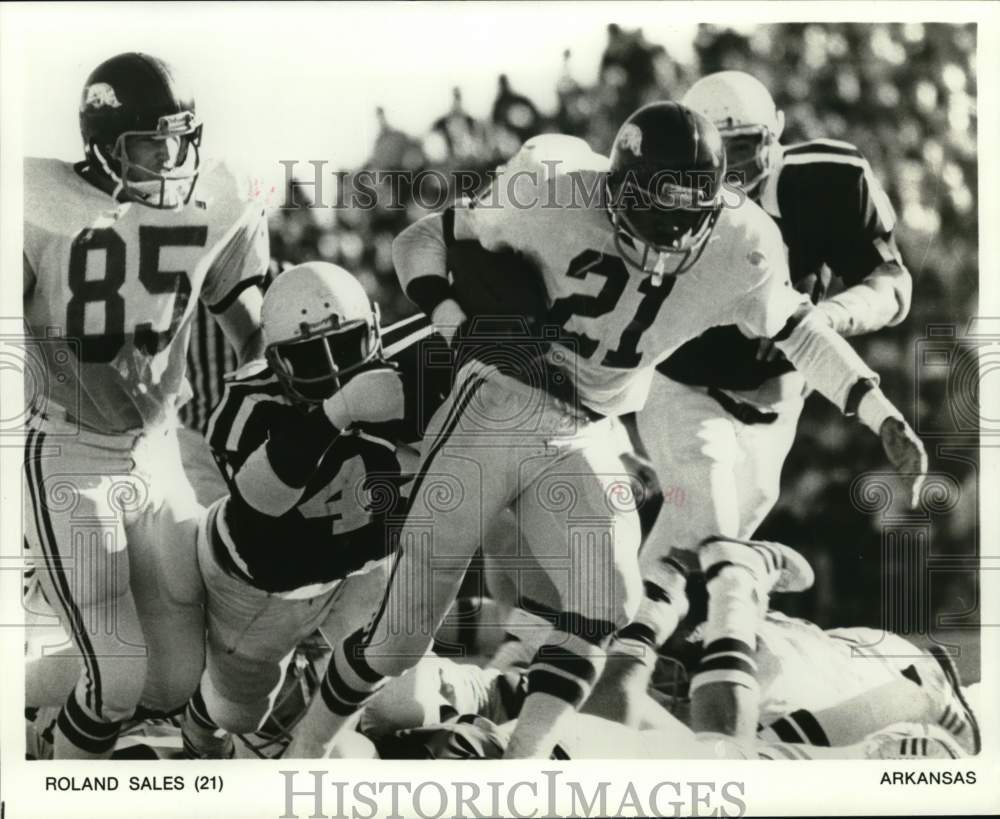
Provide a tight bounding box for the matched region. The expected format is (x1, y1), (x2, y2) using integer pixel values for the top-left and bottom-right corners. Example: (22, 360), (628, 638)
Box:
(67, 224), (207, 363)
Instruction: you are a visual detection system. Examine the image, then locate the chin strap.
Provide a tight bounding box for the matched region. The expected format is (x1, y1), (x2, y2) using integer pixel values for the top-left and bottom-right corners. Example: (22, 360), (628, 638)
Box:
(89, 144), (127, 203)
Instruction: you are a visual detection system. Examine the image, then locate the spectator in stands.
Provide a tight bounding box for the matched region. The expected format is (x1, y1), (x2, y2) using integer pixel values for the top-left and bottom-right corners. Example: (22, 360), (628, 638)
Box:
(491, 74), (543, 150)
(427, 88), (489, 163)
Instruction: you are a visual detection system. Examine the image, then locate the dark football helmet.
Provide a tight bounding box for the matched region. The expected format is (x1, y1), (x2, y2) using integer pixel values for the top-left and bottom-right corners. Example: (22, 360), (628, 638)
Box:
(606, 101), (726, 282)
(79, 52), (202, 208)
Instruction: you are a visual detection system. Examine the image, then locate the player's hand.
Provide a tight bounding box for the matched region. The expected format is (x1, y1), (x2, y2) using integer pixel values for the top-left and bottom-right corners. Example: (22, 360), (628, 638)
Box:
(879, 417), (928, 509)
(431, 298), (468, 347)
(323, 367), (405, 429)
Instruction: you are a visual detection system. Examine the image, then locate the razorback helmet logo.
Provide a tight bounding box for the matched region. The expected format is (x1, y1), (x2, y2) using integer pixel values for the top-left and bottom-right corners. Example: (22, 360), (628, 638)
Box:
(617, 123), (643, 157)
(83, 82), (122, 110)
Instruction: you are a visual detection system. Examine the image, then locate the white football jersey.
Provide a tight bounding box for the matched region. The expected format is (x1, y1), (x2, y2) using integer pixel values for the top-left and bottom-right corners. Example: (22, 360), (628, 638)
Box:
(467, 135), (807, 416)
(23, 157), (269, 433)
(755, 612), (933, 723)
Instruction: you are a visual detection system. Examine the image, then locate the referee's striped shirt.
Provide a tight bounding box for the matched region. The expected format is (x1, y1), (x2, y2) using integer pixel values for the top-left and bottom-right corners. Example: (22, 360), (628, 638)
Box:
(179, 299), (239, 435)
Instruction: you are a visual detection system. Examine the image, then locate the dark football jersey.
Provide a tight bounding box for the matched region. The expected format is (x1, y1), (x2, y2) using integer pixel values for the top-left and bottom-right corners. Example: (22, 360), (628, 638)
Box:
(659, 139), (903, 391)
(206, 313), (451, 592)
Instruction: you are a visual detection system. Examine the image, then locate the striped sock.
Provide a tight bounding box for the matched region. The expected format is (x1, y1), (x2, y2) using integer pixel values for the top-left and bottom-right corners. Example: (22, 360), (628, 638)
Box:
(319, 626), (388, 718)
(55, 689), (120, 758)
(691, 636), (759, 694)
(507, 613), (618, 758)
(525, 612), (617, 709)
(612, 570), (689, 662)
(759, 709), (831, 746)
(690, 544), (766, 696)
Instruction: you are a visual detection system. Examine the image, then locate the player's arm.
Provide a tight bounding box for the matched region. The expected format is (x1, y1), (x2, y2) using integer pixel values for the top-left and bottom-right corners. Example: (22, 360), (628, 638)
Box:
(213, 285), (265, 365)
(231, 367), (406, 517)
(203, 200), (271, 365)
(734, 247), (927, 508)
(392, 204), (480, 344)
(813, 159), (912, 337)
(232, 405), (343, 516)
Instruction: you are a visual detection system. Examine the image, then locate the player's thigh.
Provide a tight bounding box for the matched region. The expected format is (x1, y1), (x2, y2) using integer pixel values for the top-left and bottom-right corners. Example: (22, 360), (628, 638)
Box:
(23, 433), (149, 717)
(362, 370), (551, 665)
(198, 535), (327, 661)
(636, 378), (742, 562)
(515, 442), (644, 630)
(22, 435), (146, 649)
(202, 587), (330, 731)
(127, 426), (204, 607)
(392, 371), (535, 603)
(125, 434), (208, 710)
(733, 397), (802, 535)
(176, 424), (229, 507)
(481, 508), (563, 615)
(317, 560), (391, 647)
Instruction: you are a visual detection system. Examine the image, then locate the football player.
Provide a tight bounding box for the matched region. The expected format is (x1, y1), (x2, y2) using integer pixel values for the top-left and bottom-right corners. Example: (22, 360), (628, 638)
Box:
(374, 710), (966, 761)
(179, 262), (450, 758)
(589, 71), (919, 739)
(286, 101), (925, 760)
(749, 615), (980, 755)
(22, 52), (268, 758)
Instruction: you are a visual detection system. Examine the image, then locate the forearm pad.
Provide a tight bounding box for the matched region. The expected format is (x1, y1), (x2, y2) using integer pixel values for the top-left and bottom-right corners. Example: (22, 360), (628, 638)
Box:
(774, 308), (879, 413)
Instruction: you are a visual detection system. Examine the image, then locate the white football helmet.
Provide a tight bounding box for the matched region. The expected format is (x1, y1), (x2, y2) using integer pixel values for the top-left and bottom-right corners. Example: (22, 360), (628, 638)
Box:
(262, 262), (383, 403)
(682, 71), (785, 195)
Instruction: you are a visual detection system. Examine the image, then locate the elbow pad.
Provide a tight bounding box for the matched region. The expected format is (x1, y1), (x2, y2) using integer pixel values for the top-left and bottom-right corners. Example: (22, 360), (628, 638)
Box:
(814, 262), (911, 336)
(394, 211), (456, 315)
(234, 447), (303, 517)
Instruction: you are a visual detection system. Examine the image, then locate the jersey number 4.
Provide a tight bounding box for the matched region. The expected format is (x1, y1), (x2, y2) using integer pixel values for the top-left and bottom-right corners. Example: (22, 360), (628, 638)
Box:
(66, 225), (208, 363)
(547, 250), (675, 369)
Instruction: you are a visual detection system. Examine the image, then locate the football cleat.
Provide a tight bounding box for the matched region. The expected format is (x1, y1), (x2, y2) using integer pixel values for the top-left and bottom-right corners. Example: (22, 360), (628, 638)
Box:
(927, 644), (981, 754)
(698, 537), (815, 595)
(862, 722), (965, 760)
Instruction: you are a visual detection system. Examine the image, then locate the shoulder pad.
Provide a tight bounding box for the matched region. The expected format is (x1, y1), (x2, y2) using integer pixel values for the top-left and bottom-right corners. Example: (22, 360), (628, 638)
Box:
(508, 134), (609, 175)
(195, 158), (275, 212)
(783, 138), (863, 158)
(24, 158), (79, 221)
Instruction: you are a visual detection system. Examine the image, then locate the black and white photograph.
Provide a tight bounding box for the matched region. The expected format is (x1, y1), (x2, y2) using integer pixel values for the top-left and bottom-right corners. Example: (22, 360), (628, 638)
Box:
(1, 3), (998, 817)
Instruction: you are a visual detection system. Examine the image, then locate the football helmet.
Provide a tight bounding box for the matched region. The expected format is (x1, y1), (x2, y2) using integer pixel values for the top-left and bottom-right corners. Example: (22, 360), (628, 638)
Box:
(79, 52), (202, 208)
(262, 262), (384, 404)
(682, 71), (785, 196)
(607, 102), (725, 283)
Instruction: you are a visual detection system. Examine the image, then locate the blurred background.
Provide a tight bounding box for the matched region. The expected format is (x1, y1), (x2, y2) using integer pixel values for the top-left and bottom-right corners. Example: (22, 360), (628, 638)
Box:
(270, 22), (980, 667)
